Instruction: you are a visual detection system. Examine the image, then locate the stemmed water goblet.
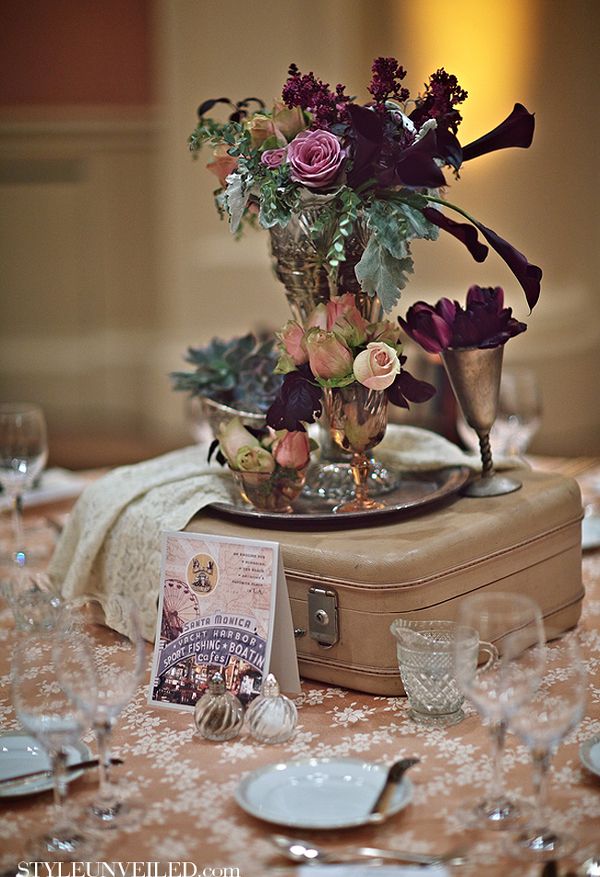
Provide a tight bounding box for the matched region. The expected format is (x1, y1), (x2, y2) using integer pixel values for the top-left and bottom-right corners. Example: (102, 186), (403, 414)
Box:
(453, 591), (546, 829)
(11, 630), (96, 859)
(0, 402), (48, 567)
(58, 596), (146, 828)
(507, 633), (587, 860)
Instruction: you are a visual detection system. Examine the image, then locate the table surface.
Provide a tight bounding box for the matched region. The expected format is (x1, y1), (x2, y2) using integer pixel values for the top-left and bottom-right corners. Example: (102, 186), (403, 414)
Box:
(1, 457), (599, 876)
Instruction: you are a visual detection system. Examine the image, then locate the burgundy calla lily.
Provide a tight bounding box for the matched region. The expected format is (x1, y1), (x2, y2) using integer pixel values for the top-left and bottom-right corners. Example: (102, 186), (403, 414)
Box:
(422, 207), (488, 263)
(461, 103), (535, 163)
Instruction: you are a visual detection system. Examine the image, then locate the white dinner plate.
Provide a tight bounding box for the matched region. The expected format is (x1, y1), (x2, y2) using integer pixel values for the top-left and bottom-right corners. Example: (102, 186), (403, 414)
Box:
(0, 731), (91, 798)
(580, 734), (600, 778)
(582, 515), (600, 551)
(235, 758), (413, 829)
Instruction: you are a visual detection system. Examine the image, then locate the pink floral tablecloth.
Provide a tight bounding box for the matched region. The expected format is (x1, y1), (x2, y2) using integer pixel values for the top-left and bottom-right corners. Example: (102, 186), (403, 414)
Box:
(1, 459), (599, 876)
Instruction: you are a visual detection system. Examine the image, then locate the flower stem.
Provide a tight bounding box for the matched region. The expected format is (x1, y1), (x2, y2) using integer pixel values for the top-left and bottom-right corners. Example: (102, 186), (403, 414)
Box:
(422, 193), (481, 227)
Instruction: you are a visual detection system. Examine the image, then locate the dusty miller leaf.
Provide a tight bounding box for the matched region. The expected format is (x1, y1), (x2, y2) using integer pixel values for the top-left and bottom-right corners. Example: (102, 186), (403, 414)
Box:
(355, 237), (414, 313)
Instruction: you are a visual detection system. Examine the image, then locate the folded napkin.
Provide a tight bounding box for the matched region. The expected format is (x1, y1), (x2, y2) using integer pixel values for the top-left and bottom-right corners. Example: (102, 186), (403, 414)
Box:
(297, 865), (449, 876)
(48, 427), (523, 641)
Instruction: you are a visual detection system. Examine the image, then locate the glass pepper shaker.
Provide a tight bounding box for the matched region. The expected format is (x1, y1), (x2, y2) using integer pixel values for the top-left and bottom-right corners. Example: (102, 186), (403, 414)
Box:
(194, 672), (244, 741)
(245, 673), (297, 744)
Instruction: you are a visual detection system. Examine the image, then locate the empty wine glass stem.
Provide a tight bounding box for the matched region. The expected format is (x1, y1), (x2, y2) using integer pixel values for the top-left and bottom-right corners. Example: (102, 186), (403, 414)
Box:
(95, 721), (115, 797)
(11, 494), (26, 566)
(479, 433), (495, 479)
(51, 748), (69, 814)
(489, 720), (507, 800)
(531, 748), (551, 827)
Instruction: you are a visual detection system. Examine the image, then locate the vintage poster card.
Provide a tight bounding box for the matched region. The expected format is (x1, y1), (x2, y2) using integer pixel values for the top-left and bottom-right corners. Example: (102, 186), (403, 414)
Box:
(149, 530), (300, 711)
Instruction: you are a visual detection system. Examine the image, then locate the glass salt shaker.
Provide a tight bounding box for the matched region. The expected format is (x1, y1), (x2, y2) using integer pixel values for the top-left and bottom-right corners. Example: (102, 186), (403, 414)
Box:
(245, 673), (297, 744)
(194, 673), (244, 741)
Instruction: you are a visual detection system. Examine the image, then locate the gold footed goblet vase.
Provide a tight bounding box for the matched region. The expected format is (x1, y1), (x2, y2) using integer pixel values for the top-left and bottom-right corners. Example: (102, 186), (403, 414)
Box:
(440, 346), (521, 497)
(325, 384), (389, 514)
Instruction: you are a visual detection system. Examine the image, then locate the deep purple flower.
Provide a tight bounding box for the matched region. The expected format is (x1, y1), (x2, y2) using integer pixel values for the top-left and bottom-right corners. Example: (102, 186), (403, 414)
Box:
(398, 301), (456, 354)
(287, 130), (346, 189)
(282, 63), (351, 130)
(400, 287), (527, 352)
(462, 103), (535, 163)
(368, 57), (410, 109)
(266, 366), (323, 431)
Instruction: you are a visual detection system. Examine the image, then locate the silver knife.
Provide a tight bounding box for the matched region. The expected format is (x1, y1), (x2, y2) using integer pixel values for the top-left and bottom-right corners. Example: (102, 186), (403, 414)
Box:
(0, 756), (123, 787)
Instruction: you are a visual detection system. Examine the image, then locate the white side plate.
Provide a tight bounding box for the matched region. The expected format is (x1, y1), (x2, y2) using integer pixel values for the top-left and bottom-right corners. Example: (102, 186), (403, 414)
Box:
(580, 734), (600, 778)
(235, 758), (413, 829)
(0, 731), (91, 798)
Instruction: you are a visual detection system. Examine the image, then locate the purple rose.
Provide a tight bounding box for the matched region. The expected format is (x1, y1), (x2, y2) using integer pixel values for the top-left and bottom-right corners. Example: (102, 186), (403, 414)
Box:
(261, 147), (287, 169)
(287, 130), (345, 189)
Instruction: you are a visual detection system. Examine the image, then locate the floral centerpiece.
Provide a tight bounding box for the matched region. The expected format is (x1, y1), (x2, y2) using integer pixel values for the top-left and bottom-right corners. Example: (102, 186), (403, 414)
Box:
(213, 418), (315, 513)
(264, 293), (435, 512)
(190, 58), (542, 314)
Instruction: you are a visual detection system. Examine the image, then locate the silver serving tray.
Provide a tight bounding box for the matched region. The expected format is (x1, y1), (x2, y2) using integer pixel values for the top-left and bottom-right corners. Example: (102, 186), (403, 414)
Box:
(209, 466), (470, 526)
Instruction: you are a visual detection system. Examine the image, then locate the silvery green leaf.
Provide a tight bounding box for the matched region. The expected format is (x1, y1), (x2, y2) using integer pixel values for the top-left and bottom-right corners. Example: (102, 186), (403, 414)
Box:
(365, 201), (410, 260)
(355, 237), (413, 313)
(224, 172), (249, 233)
(397, 202), (439, 240)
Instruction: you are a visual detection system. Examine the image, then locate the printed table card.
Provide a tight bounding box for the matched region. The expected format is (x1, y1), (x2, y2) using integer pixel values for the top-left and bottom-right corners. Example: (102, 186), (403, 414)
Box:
(149, 530), (300, 711)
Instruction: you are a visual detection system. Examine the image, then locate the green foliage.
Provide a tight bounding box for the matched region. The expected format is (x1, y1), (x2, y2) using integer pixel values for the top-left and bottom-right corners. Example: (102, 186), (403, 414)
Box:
(355, 236), (414, 312)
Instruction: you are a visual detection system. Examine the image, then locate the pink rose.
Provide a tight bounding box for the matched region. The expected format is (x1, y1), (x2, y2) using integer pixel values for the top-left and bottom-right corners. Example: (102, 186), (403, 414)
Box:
(272, 430), (311, 469)
(206, 143), (238, 189)
(272, 101), (306, 141)
(353, 342), (401, 390)
(326, 294), (368, 346)
(305, 303), (328, 330)
(277, 320), (308, 366)
(287, 130), (346, 189)
(325, 293), (359, 329)
(261, 147), (287, 169)
(218, 417), (260, 467)
(305, 329), (353, 382)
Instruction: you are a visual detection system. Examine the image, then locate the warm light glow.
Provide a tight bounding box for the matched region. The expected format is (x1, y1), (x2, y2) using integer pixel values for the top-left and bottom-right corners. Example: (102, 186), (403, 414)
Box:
(398, 0), (539, 143)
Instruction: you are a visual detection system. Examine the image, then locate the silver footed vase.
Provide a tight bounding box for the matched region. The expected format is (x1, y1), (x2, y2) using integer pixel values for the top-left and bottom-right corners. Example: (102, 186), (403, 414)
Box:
(269, 207), (398, 503)
(440, 346), (522, 497)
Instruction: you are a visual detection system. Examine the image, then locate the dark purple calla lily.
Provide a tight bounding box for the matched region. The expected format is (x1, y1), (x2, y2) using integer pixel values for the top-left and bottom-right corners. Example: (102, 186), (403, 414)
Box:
(400, 286), (527, 353)
(474, 221), (542, 311)
(461, 103), (535, 163)
(346, 104), (383, 189)
(422, 207), (489, 262)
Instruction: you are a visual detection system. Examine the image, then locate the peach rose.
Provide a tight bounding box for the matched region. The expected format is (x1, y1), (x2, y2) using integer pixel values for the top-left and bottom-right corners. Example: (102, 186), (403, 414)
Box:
(206, 143), (238, 188)
(353, 342), (400, 390)
(272, 101), (306, 141)
(277, 320), (308, 366)
(245, 114), (286, 149)
(272, 430), (311, 469)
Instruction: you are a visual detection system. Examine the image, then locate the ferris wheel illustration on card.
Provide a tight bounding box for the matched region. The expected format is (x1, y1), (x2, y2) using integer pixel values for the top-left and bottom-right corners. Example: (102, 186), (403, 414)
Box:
(187, 552), (219, 595)
(161, 578), (199, 641)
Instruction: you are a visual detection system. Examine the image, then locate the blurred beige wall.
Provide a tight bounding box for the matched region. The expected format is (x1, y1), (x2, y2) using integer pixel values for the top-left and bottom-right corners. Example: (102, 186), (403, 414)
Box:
(1, 0), (599, 461)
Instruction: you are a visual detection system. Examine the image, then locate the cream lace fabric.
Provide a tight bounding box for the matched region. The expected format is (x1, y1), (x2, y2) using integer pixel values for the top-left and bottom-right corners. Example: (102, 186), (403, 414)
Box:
(48, 428), (522, 643)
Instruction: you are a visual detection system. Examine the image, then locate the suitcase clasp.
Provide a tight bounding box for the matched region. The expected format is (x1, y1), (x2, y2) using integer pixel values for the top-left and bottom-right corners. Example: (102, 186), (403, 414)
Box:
(307, 586), (339, 648)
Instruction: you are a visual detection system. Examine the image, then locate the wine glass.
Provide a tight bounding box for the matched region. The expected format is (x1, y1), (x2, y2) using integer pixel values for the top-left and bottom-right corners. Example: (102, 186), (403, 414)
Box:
(507, 632), (587, 860)
(11, 630), (96, 859)
(58, 596), (146, 828)
(495, 366), (542, 457)
(1, 569), (62, 632)
(0, 403), (48, 567)
(453, 592), (545, 829)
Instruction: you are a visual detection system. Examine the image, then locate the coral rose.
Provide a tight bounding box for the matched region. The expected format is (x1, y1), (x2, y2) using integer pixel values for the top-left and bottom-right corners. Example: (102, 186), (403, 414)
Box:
(272, 430), (311, 469)
(206, 143), (238, 189)
(353, 342), (400, 390)
(287, 130), (346, 189)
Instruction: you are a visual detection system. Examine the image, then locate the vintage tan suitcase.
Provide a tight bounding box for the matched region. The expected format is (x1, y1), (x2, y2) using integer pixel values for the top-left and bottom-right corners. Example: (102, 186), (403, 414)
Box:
(186, 468), (584, 695)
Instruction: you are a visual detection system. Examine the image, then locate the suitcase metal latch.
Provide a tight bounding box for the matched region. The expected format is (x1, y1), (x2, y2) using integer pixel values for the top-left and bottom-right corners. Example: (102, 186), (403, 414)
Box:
(307, 586), (339, 648)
